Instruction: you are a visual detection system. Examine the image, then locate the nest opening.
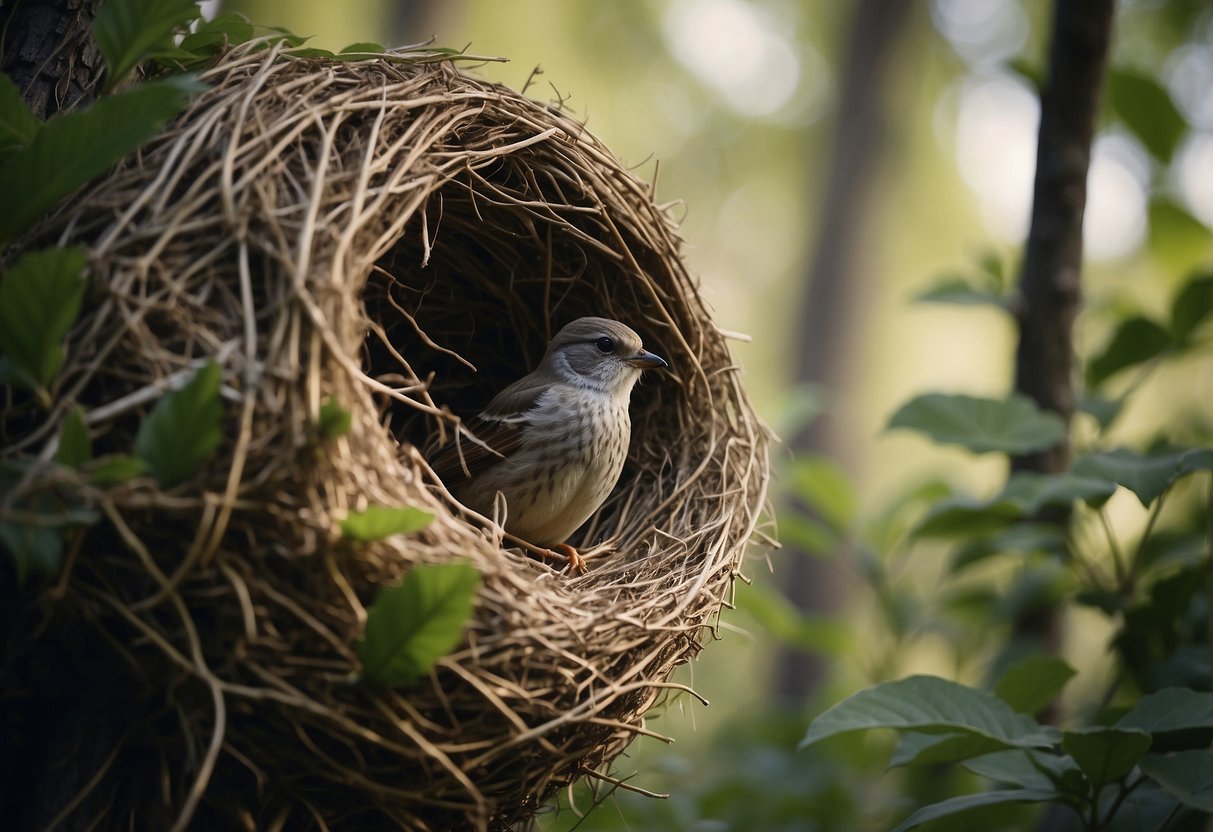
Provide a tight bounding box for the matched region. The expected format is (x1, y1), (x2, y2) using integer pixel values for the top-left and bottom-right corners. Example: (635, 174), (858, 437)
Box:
(5, 46), (770, 831)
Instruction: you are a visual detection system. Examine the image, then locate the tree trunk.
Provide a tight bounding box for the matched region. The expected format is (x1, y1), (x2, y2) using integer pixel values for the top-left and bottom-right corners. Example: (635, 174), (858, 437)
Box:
(1013, 0), (1115, 477)
(1, 0), (104, 120)
(1011, 15), (1114, 832)
(776, 0), (917, 700)
(1010, 0), (1114, 668)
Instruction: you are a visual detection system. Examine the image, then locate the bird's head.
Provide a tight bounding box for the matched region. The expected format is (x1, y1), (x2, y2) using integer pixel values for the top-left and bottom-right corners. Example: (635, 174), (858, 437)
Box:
(541, 317), (668, 393)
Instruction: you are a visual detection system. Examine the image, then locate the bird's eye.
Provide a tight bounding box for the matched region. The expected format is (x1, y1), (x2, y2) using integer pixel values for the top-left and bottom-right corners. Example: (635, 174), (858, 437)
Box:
(595, 336), (616, 354)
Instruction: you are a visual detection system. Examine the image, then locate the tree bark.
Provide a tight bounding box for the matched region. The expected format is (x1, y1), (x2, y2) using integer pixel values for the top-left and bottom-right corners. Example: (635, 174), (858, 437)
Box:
(1, 0), (104, 120)
(1010, 18), (1113, 828)
(776, 0), (916, 700)
(1013, 0), (1114, 476)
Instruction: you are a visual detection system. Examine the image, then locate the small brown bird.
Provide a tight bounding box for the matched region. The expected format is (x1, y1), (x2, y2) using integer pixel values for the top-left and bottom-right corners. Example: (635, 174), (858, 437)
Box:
(427, 317), (667, 572)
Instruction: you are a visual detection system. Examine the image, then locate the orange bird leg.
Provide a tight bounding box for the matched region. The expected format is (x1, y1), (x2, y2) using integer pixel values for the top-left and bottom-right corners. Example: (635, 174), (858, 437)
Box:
(550, 543), (588, 575)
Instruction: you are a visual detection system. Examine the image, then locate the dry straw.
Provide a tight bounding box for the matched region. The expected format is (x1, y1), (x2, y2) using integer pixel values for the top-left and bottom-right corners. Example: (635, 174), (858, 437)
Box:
(7, 43), (770, 830)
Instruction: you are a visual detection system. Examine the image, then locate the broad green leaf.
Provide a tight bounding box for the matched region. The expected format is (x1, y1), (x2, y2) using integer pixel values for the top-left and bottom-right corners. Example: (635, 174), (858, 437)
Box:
(1078, 394), (1124, 431)
(341, 505), (434, 541)
(1139, 752), (1213, 812)
(178, 12), (256, 53)
(1116, 688), (1213, 734)
(0, 76), (203, 242)
(0, 519), (64, 582)
(0, 247), (87, 391)
(1107, 69), (1186, 163)
(778, 512), (837, 554)
(134, 361), (222, 486)
(994, 656), (1076, 715)
(0, 74), (39, 155)
(357, 562), (480, 686)
(339, 42), (386, 54)
(1086, 316), (1172, 388)
(890, 732), (1011, 768)
(890, 788), (1060, 832)
(1073, 447), (1213, 507)
(87, 454), (147, 486)
(914, 278), (1008, 309)
(800, 675), (1061, 751)
(1170, 273), (1213, 346)
(887, 393), (1066, 455)
(1062, 728), (1151, 785)
(1149, 200), (1213, 275)
(789, 455), (854, 531)
(914, 498), (1021, 538)
(962, 750), (1075, 791)
(951, 524), (1066, 573)
(916, 472), (1114, 539)
(94, 0), (201, 90)
(285, 47), (337, 59)
(57, 407), (93, 467)
(317, 398), (352, 438)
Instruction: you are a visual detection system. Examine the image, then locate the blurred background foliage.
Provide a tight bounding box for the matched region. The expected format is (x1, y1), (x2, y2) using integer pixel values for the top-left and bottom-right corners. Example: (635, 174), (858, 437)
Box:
(218, 1), (1213, 828)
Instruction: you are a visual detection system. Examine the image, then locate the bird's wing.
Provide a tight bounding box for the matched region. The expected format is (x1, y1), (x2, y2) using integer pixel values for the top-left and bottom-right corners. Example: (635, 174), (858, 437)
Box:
(426, 373), (547, 485)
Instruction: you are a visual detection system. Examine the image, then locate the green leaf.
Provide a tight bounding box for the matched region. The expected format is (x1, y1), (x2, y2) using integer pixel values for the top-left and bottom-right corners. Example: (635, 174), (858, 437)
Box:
(87, 454), (147, 486)
(1170, 273), (1213, 347)
(338, 42), (386, 54)
(1086, 316), (1172, 388)
(1116, 688), (1213, 734)
(800, 675), (1061, 751)
(887, 393), (1066, 455)
(94, 0), (202, 90)
(0, 519), (64, 582)
(1078, 394), (1125, 431)
(789, 455), (854, 531)
(1073, 447), (1213, 507)
(890, 788), (1060, 832)
(0, 74), (39, 155)
(778, 512), (837, 554)
(914, 278), (1008, 309)
(134, 361), (222, 486)
(317, 398), (352, 438)
(0, 247), (87, 391)
(1149, 200), (1213, 274)
(357, 562), (480, 686)
(994, 656), (1076, 716)
(914, 498), (1022, 538)
(962, 750), (1075, 791)
(1139, 752), (1213, 812)
(890, 732), (1012, 768)
(57, 407), (93, 467)
(0, 75), (203, 242)
(1062, 728), (1151, 786)
(1106, 68), (1187, 163)
(341, 505), (434, 541)
(951, 524), (1066, 573)
(916, 472), (1115, 539)
(178, 12), (256, 53)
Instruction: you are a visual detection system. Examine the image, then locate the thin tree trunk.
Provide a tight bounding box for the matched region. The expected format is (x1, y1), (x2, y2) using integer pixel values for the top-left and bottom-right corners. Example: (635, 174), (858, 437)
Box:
(1013, 0), (1114, 476)
(1010, 0), (1114, 667)
(1012, 11), (1114, 828)
(1, 0), (104, 120)
(777, 0), (916, 700)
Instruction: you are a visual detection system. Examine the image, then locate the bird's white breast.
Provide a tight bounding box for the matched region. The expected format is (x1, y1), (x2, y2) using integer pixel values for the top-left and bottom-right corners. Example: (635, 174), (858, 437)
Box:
(457, 385), (632, 546)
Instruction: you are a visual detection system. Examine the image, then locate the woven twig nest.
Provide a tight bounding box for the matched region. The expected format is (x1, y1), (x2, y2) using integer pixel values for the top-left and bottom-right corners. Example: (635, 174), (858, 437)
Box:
(8, 45), (769, 830)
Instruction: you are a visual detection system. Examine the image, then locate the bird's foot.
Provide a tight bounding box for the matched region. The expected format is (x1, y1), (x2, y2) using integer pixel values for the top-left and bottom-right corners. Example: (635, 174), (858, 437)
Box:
(550, 543), (588, 575)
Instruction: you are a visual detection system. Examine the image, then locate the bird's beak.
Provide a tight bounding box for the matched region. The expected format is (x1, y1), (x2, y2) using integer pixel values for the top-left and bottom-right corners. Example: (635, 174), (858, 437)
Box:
(625, 349), (668, 370)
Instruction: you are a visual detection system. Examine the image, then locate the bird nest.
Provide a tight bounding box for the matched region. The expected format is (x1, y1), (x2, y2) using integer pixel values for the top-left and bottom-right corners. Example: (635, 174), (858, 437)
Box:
(4, 45), (769, 830)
